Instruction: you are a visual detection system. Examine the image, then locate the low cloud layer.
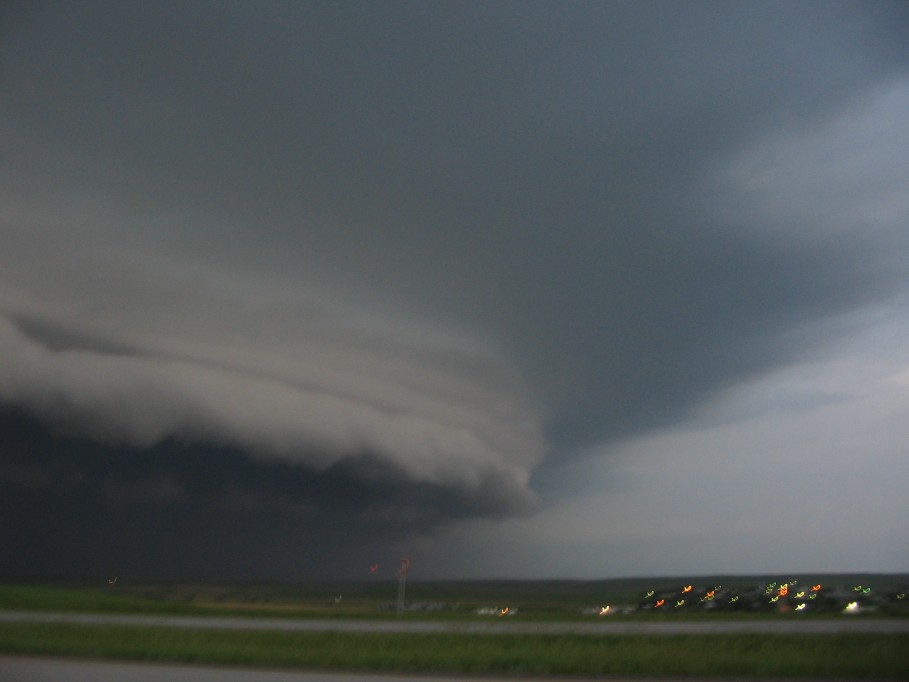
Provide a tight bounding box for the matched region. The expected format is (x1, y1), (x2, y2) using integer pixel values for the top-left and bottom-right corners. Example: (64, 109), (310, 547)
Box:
(1, 406), (517, 580)
(0, 301), (544, 509)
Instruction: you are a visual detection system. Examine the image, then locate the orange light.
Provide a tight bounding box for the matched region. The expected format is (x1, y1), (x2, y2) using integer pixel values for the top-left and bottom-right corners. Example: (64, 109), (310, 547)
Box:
(811, 584), (821, 591)
(655, 599), (665, 607)
(682, 585), (693, 593)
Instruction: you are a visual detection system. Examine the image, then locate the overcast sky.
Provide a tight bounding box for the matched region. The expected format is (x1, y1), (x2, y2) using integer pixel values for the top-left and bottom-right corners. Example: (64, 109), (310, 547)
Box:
(2, 0), (908, 582)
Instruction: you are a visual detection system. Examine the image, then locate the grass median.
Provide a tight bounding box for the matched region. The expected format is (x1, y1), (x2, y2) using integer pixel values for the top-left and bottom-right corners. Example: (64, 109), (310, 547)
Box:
(2, 621), (908, 678)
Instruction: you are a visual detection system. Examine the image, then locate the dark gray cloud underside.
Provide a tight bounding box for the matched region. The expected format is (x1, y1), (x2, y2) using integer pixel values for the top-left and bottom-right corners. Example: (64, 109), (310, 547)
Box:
(0, 408), (500, 581)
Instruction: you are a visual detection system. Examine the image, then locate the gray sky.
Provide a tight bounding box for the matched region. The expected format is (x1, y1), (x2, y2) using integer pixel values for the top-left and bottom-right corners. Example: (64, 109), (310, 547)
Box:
(1, 0), (908, 581)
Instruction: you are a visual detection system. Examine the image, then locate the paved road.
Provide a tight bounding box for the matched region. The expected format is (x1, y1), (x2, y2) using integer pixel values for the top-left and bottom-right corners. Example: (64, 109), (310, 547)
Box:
(0, 657), (551, 682)
(2, 610), (908, 634)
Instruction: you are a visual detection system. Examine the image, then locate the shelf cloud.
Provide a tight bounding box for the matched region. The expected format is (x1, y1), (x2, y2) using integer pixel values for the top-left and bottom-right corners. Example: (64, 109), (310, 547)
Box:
(2, 0), (908, 579)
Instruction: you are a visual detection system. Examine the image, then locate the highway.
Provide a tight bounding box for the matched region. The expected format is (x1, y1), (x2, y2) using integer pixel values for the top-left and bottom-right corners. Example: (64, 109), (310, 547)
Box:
(2, 610), (908, 634)
(2, 657), (538, 682)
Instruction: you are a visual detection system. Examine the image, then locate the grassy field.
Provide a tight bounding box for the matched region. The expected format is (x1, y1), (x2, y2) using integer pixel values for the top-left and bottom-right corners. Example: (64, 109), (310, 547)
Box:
(2, 578), (907, 678)
(4, 574), (907, 621)
(1, 621), (907, 678)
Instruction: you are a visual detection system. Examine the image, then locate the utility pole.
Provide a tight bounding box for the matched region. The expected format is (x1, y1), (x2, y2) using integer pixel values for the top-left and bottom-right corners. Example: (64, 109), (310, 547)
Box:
(397, 557), (410, 613)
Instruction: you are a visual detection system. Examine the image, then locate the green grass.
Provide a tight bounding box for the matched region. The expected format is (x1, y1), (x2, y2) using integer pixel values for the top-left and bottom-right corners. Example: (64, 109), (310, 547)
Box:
(1, 622), (906, 677)
(3, 580), (907, 677)
(4, 580), (907, 622)
(0, 584), (198, 615)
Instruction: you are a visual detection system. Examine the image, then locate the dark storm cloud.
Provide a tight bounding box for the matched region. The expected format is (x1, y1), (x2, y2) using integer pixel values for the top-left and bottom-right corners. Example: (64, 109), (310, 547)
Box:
(0, 311), (542, 508)
(0, 407), (512, 580)
(2, 1), (909, 578)
(5, 1), (906, 433)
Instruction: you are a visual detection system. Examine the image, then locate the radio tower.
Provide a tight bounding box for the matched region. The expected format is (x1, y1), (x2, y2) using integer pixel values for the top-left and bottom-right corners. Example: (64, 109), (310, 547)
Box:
(396, 557), (410, 613)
